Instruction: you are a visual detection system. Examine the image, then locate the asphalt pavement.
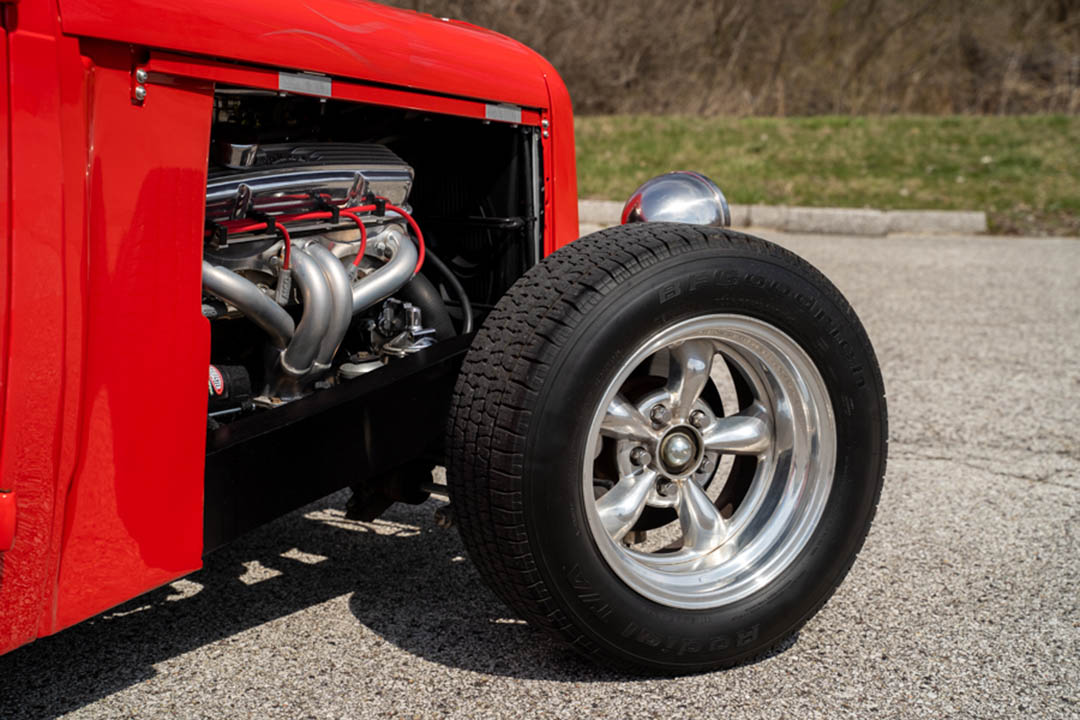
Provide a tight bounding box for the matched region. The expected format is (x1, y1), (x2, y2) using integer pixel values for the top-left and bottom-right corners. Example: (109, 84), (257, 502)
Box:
(2, 229), (1077, 719)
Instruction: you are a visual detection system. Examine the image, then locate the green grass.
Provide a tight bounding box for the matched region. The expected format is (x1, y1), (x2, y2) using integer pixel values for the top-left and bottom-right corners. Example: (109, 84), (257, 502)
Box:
(575, 115), (1080, 236)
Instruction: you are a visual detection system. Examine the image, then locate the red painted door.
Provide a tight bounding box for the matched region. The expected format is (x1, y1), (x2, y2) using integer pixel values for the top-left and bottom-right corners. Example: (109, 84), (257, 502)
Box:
(0, 1), (12, 552)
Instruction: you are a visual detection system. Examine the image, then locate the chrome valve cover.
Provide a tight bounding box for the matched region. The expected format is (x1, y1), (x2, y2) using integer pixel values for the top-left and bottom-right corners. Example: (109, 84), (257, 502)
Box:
(205, 142), (414, 223)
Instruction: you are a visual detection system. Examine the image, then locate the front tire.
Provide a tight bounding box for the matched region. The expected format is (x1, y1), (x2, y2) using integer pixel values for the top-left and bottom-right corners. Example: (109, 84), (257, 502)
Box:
(446, 223), (886, 674)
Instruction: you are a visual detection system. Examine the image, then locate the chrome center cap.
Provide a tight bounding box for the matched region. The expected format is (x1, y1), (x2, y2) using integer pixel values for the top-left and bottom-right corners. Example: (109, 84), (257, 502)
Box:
(660, 432), (696, 471)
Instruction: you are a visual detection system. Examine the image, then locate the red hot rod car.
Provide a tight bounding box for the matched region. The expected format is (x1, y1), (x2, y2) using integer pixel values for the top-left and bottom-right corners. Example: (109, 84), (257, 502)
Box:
(0, 0), (886, 673)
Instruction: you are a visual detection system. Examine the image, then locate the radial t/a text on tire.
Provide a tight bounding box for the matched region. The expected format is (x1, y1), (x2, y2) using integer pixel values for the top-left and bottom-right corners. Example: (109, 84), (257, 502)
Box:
(446, 222), (887, 674)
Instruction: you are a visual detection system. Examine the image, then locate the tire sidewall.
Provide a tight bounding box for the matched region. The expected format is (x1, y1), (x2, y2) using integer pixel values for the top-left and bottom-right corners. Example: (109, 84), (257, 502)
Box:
(521, 242), (885, 671)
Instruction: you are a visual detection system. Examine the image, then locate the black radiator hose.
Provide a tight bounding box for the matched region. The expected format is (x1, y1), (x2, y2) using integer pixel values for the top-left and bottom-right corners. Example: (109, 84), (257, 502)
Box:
(397, 273), (457, 340)
(414, 248), (475, 335)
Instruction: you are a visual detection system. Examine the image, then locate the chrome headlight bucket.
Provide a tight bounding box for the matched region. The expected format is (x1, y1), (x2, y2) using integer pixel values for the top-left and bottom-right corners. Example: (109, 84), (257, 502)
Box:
(621, 171), (731, 227)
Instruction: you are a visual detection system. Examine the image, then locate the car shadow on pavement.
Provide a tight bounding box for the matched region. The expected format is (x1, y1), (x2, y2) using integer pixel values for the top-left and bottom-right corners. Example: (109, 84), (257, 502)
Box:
(0, 492), (596, 719)
(0, 491), (796, 719)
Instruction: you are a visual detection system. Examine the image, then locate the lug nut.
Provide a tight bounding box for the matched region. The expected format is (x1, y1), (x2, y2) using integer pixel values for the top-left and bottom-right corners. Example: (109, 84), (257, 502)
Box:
(689, 410), (708, 429)
(698, 456), (715, 475)
(650, 404), (671, 426)
(657, 479), (676, 497)
(630, 447), (651, 466)
(433, 504), (455, 529)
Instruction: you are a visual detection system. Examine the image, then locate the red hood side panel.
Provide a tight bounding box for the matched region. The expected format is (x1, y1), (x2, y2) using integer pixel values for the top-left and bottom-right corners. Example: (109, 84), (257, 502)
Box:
(57, 0), (551, 109)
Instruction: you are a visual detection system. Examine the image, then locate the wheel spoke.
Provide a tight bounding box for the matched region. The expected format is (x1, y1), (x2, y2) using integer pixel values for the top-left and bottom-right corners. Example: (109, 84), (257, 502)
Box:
(596, 469), (657, 541)
(702, 404), (771, 455)
(666, 340), (715, 422)
(579, 313), (839, 609)
(600, 393), (655, 442)
(676, 477), (728, 552)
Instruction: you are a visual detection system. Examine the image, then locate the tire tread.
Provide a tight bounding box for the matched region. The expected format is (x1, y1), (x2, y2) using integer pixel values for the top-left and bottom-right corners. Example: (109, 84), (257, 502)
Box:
(446, 223), (887, 673)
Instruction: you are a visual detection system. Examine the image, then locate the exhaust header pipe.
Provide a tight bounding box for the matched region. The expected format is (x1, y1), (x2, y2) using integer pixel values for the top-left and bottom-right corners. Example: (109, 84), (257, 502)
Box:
(201, 223), (418, 399)
(202, 261), (295, 349)
(279, 247), (332, 379)
(350, 227), (417, 314)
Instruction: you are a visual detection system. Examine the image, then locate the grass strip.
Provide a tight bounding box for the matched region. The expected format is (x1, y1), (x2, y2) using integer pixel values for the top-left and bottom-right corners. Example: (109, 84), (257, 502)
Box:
(576, 115), (1080, 236)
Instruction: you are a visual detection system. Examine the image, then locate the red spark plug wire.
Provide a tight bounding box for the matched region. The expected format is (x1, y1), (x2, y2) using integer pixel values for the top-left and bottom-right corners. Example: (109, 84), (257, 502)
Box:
(340, 211), (367, 261)
(337, 201), (424, 275)
(214, 218), (294, 269)
(206, 198), (422, 275)
(382, 202), (425, 275)
(279, 224), (292, 269)
(338, 204), (378, 267)
(212, 210), (368, 270)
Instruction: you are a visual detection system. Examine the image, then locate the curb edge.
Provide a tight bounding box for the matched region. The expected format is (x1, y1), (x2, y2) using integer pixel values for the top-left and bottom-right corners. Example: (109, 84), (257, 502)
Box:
(578, 199), (988, 236)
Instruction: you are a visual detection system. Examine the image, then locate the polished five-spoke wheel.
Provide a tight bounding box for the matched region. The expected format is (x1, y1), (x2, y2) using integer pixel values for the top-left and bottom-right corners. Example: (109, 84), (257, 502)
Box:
(448, 224), (886, 674)
(586, 316), (834, 609)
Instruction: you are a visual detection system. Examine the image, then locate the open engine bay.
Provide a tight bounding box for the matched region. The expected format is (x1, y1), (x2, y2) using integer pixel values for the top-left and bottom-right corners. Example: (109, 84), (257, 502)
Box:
(202, 89), (543, 425)
(198, 90), (544, 547)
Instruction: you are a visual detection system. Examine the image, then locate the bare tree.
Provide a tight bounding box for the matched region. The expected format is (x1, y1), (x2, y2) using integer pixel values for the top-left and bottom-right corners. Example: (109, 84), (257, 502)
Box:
(383, 0), (1080, 115)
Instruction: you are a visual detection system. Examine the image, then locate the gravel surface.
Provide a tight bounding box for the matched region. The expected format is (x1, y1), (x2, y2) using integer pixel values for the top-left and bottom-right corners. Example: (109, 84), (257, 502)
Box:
(2, 230), (1078, 719)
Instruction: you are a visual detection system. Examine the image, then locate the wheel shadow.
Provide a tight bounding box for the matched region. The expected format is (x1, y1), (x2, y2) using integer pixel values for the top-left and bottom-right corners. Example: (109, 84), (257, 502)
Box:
(0, 491), (798, 719)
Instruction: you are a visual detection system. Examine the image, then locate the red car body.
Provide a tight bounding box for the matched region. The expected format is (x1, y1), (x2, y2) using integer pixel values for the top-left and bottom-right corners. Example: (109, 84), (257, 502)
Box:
(0, 0), (578, 656)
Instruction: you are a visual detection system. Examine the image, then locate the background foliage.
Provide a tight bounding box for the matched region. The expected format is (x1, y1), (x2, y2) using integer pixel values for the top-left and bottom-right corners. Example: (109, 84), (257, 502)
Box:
(386, 0), (1080, 116)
